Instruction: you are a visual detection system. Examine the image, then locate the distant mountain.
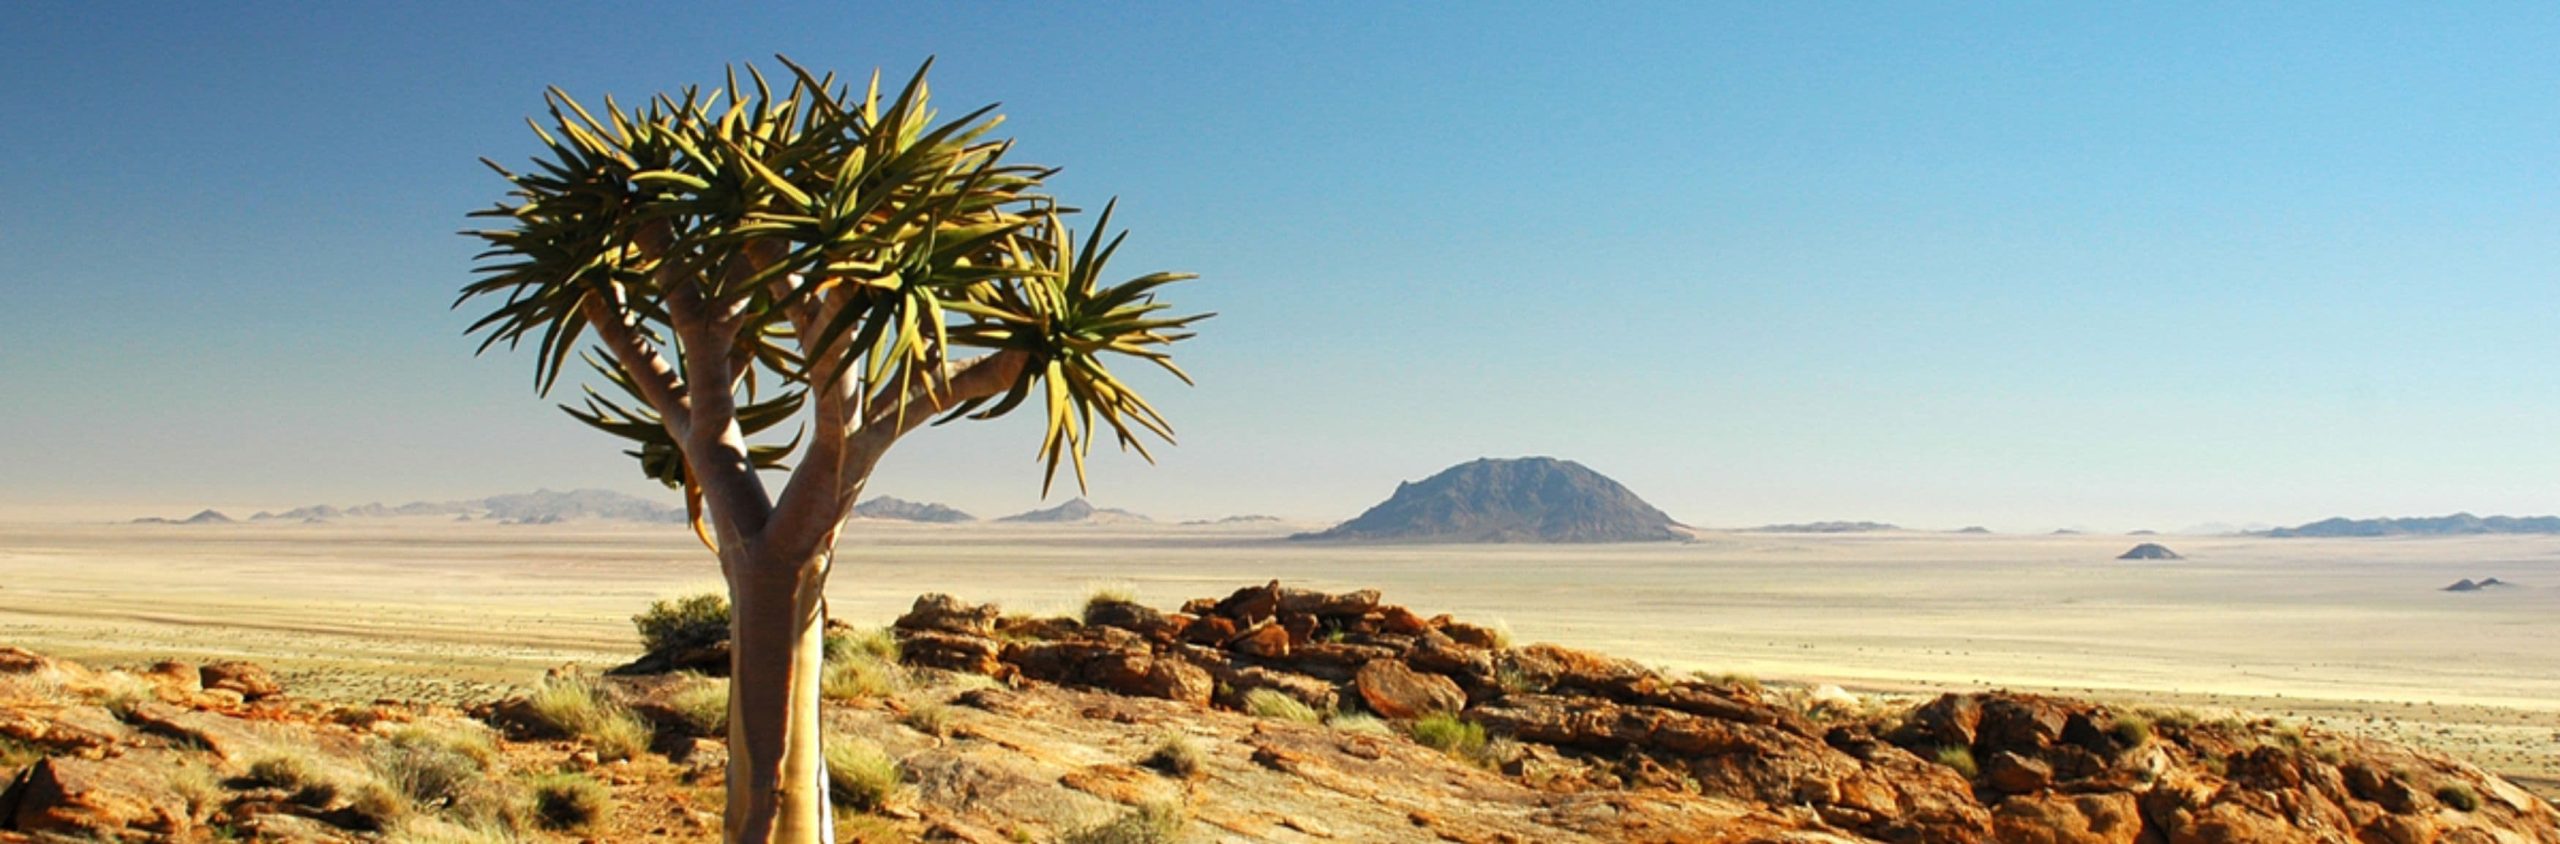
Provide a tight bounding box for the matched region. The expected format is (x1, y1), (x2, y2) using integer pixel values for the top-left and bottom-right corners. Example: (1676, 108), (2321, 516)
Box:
(996, 498), (1151, 524)
(2265, 513), (2560, 538)
(134, 509), (235, 525)
(1181, 515), (1284, 526)
(1749, 521), (1898, 534)
(2442, 578), (2518, 592)
(854, 496), (976, 523)
(230, 490), (684, 525)
(1954, 526), (1993, 534)
(2117, 543), (2182, 561)
(1293, 457), (1685, 544)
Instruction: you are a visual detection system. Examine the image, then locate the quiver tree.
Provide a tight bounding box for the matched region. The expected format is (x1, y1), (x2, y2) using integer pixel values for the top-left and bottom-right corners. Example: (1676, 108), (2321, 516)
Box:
(458, 57), (1205, 843)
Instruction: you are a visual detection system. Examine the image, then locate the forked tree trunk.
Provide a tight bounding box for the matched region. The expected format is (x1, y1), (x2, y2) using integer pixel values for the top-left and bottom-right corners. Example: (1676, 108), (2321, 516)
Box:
(724, 547), (833, 843)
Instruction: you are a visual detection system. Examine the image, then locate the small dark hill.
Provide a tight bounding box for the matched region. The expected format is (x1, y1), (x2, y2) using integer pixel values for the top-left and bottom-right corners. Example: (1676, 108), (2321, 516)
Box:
(2117, 543), (2182, 560)
(2267, 513), (2560, 538)
(1955, 526), (1992, 534)
(997, 498), (1151, 524)
(2444, 577), (2517, 592)
(1293, 457), (1684, 543)
(855, 496), (976, 523)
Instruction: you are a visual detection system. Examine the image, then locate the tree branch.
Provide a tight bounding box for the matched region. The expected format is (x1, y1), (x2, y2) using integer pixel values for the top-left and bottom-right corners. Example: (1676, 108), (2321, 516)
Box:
(649, 231), (774, 548)
(761, 348), (1030, 559)
(577, 292), (691, 441)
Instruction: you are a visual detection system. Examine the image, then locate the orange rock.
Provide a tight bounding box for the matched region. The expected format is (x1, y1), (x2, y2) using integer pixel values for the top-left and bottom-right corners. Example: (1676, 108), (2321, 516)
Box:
(1228, 621), (1290, 659)
(1352, 659), (1463, 719)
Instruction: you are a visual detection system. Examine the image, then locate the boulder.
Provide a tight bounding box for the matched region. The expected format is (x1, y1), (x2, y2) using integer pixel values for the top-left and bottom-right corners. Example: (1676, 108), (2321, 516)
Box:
(1990, 792), (2143, 844)
(1353, 660), (1463, 719)
(1226, 620), (1291, 659)
(8, 755), (195, 838)
(896, 593), (1002, 637)
(124, 702), (262, 760)
(199, 661), (281, 700)
(899, 631), (1007, 677)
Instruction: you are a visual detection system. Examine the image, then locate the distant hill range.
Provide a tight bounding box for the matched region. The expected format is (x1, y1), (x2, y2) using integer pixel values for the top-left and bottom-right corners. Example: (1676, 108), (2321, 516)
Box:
(2264, 513), (2560, 538)
(1748, 521), (1898, 534)
(1294, 457), (1686, 543)
(2443, 577), (2517, 592)
(854, 496), (976, 523)
(995, 498), (1151, 524)
(137, 489), (686, 526)
(131, 509), (236, 525)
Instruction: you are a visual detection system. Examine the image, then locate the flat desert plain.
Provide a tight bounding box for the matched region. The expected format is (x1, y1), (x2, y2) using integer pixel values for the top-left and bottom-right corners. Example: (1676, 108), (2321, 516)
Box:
(2, 518), (2556, 796)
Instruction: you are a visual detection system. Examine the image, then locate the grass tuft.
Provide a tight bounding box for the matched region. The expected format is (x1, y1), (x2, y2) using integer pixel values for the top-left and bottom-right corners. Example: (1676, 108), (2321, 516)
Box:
(520, 672), (650, 761)
(825, 627), (901, 664)
(527, 772), (612, 831)
(822, 653), (905, 700)
(1064, 799), (1185, 844)
(368, 722), (497, 809)
(2436, 783), (2480, 812)
(1241, 688), (1319, 723)
(666, 676), (729, 737)
(825, 737), (902, 812)
(1935, 745), (1979, 779)
(2107, 713), (2153, 749)
(1409, 713), (1500, 768)
(902, 703), (953, 738)
(1325, 712), (1395, 738)
(1143, 732), (1204, 779)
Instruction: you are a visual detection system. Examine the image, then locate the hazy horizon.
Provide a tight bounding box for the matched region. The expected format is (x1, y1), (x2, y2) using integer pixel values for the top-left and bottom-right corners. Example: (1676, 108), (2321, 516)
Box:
(7, 3), (2557, 531)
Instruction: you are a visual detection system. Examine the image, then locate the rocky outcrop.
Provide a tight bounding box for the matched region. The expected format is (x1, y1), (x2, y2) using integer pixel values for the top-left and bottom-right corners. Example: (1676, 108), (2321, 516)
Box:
(886, 583), (2560, 844)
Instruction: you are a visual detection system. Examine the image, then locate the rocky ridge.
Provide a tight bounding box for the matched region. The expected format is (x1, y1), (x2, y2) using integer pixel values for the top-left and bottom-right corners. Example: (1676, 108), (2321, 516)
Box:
(5, 585), (2556, 842)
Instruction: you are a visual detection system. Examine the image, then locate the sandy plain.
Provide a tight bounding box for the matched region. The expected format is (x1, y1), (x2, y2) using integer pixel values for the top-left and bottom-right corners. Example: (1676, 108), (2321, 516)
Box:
(1, 518), (2555, 796)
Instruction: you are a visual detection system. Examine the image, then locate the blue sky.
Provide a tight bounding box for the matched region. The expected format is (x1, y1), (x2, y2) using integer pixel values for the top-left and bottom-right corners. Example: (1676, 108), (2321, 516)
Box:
(3, 2), (2556, 530)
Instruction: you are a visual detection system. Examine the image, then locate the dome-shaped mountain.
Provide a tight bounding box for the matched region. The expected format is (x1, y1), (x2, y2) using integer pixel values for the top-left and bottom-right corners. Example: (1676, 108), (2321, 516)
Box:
(1294, 457), (1686, 543)
(2117, 543), (2182, 560)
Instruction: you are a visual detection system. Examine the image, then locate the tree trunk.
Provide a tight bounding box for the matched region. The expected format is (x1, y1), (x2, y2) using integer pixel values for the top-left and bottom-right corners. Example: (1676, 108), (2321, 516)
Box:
(724, 547), (833, 843)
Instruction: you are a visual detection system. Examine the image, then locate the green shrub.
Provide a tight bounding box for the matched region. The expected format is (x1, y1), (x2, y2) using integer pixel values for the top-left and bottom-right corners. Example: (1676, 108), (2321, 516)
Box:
(633, 593), (730, 653)
(521, 673), (650, 761)
(825, 737), (902, 812)
(1409, 713), (1493, 767)
(822, 654), (904, 700)
(667, 676), (730, 737)
(1935, 745), (1979, 779)
(1143, 732), (1203, 779)
(2436, 783), (2480, 812)
(1241, 688), (1319, 723)
(527, 772), (612, 831)
(1063, 799), (1185, 844)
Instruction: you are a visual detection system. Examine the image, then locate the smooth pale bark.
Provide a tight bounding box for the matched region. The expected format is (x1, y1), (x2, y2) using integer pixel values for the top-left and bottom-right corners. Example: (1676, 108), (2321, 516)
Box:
(723, 545), (832, 844)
